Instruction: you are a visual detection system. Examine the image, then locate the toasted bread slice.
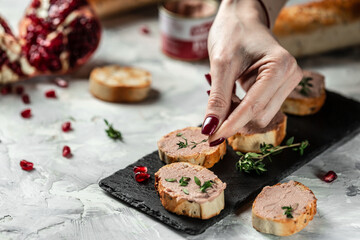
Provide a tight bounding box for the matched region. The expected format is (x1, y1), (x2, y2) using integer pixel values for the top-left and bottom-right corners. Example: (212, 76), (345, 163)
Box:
(252, 181), (317, 236)
(158, 127), (226, 168)
(89, 65), (151, 103)
(155, 162), (226, 219)
(227, 112), (287, 153)
(282, 70), (326, 116)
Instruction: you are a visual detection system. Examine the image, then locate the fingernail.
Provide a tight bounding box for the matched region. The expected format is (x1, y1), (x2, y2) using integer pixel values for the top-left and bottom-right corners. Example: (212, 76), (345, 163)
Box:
(205, 73), (211, 85)
(201, 116), (219, 135)
(209, 138), (225, 147)
(206, 90), (210, 96)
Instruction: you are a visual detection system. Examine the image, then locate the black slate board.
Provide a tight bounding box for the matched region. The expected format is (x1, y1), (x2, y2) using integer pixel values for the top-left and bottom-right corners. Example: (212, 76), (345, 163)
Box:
(99, 91), (360, 235)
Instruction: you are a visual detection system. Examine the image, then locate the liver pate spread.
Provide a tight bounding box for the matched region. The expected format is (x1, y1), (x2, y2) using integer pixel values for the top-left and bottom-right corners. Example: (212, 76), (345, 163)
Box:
(288, 70), (325, 99)
(158, 127), (215, 157)
(253, 181), (316, 219)
(239, 111), (286, 135)
(157, 162), (226, 204)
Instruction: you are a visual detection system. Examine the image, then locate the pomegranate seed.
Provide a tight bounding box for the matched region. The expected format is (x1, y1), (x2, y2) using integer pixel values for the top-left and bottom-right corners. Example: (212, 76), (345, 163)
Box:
(62, 145), (71, 158)
(140, 25), (150, 35)
(54, 78), (68, 88)
(22, 94), (31, 104)
(62, 122), (72, 132)
(20, 160), (34, 171)
(15, 86), (24, 95)
(1, 85), (11, 95)
(21, 109), (32, 118)
(135, 172), (150, 183)
(323, 171), (337, 183)
(133, 166), (148, 173)
(45, 90), (56, 98)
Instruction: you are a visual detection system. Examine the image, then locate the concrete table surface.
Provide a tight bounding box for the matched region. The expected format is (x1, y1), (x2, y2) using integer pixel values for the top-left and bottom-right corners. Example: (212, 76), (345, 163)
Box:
(0, 1), (359, 239)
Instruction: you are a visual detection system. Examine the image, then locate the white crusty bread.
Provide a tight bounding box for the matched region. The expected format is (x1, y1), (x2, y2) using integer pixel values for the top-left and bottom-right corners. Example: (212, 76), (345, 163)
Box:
(227, 112), (287, 153)
(281, 70), (326, 116)
(155, 162), (226, 219)
(252, 181), (317, 236)
(158, 127), (226, 168)
(273, 0), (360, 57)
(89, 65), (151, 103)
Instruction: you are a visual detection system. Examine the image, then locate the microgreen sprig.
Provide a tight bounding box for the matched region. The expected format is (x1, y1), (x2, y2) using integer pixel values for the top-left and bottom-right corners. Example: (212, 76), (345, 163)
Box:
(298, 76), (313, 96)
(104, 119), (123, 142)
(176, 133), (208, 150)
(235, 137), (309, 175)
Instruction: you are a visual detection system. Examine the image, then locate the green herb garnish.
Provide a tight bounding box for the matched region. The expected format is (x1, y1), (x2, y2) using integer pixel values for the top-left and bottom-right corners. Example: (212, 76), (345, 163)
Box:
(179, 176), (191, 186)
(235, 137), (309, 175)
(298, 77), (313, 96)
(176, 133), (208, 150)
(200, 180), (214, 193)
(183, 188), (189, 195)
(282, 206), (294, 218)
(194, 176), (201, 186)
(104, 119), (123, 142)
(165, 178), (177, 182)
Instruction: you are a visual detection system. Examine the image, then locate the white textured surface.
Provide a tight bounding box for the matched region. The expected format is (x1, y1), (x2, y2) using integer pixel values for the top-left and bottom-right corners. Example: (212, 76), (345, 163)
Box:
(1, 1), (360, 240)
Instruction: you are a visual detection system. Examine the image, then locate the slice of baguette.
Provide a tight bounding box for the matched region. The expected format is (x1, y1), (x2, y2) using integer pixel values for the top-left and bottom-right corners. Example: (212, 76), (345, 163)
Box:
(252, 181), (317, 236)
(158, 127), (226, 168)
(89, 65), (151, 103)
(273, 0), (360, 57)
(281, 70), (326, 116)
(155, 162), (226, 219)
(227, 112), (287, 153)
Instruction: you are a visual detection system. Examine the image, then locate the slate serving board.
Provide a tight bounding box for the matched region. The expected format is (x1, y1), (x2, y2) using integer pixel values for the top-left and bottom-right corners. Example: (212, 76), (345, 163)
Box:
(99, 91), (360, 235)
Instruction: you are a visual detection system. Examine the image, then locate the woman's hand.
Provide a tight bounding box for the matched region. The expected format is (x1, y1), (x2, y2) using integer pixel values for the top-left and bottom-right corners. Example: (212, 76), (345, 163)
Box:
(202, 0), (303, 146)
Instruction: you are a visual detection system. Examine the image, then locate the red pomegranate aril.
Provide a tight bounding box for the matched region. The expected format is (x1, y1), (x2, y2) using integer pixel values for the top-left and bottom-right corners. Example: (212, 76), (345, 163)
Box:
(62, 145), (71, 157)
(20, 160), (34, 171)
(133, 166), (148, 173)
(1, 85), (11, 95)
(21, 109), (32, 118)
(45, 90), (57, 98)
(22, 94), (31, 104)
(54, 77), (68, 88)
(323, 171), (337, 183)
(140, 25), (150, 35)
(62, 122), (72, 132)
(15, 86), (24, 95)
(135, 172), (150, 183)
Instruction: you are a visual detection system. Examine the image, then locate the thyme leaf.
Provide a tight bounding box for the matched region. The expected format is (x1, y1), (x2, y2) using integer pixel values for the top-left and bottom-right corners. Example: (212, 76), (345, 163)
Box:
(194, 176), (201, 186)
(104, 119), (123, 142)
(235, 137), (309, 175)
(179, 176), (190, 186)
(176, 133), (208, 150)
(282, 206), (294, 218)
(165, 178), (177, 182)
(183, 188), (189, 195)
(298, 77), (313, 96)
(200, 180), (214, 192)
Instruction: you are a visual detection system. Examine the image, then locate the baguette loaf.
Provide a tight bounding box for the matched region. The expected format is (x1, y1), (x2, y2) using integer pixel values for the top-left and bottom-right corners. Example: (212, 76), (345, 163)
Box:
(252, 181), (317, 236)
(158, 127), (226, 168)
(273, 0), (360, 57)
(89, 65), (151, 103)
(227, 112), (287, 153)
(155, 162), (226, 219)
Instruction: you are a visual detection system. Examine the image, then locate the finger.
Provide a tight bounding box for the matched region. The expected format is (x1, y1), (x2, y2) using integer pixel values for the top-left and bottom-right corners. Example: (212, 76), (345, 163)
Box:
(253, 67), (302, 127)
(208, 66), (287, 142)
(202, 63), (238, 136)
(205, 73), (237, 93)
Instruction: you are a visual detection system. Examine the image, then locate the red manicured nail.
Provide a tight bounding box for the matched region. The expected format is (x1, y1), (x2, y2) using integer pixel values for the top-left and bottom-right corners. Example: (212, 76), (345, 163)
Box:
(205, 73), (211, 85)
(323, 171), (337, 183)
(209, 137), (225, 147)
(202, 116), (219, 135)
